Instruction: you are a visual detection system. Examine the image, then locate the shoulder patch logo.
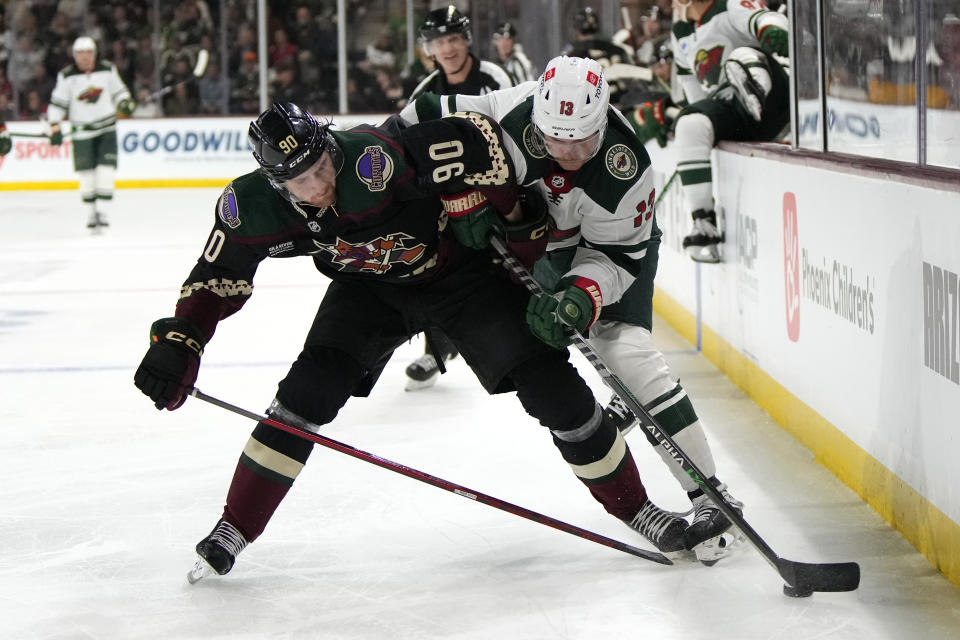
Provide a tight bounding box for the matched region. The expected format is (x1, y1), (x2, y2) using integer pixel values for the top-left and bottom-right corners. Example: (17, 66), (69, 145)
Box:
(356, 145), (394, 192)
(604, 144), (638, 180)
(218, 184), (241, 228)
(522, 123), (548, 159)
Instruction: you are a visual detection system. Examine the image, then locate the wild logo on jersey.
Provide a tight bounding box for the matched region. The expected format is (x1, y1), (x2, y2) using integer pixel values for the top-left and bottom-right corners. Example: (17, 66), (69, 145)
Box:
(77, 87), (104, 103)
(323, 233), (426, 273)
(695, 46), (725, 86)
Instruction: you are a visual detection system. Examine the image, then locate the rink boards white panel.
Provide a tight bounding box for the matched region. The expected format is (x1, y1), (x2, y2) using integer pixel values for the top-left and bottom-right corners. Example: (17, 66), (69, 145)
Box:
(0, 115), (383, 187)
(648, 141), (960, 587)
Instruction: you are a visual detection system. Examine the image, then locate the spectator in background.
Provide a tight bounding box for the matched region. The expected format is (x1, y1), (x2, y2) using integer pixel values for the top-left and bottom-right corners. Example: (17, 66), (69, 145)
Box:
(82, 12), (105, 47)
(562, 6), (634, 104)
(269, 27), (298, 70)
(23, 61), (54, 104)
(0, 67), (13, 103)
(271, 62), (304, 106)
(491, 21), (536, 84)
(111, 39), (137, 91)
(43, 11), (75, 74)
(231, 51), (260, 114)
(399, 44), (434, 102)
(108, 4), (139, 47)
(8, 34), (45, 92)
(161, 53), (199, 115)
(0, 92), (16, 122)
(198, 58), (226, 114)
(230, 22), (257, 71)
(164, 81), (199, 116)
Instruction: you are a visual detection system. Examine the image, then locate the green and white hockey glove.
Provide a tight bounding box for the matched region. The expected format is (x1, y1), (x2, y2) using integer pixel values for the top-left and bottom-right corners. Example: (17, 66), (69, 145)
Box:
(526, 277), (603, 349)
(117, 98), (136, 117)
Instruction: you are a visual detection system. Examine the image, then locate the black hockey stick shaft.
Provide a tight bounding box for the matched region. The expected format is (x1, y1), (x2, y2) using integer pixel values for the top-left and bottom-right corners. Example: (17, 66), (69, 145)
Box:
(188, 387), (672, 566)
(490, 236), (860, 593)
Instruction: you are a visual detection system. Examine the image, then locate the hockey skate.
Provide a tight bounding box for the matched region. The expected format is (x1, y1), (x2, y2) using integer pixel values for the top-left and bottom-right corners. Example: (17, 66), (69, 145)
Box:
(404, 351), (458, 391)
(683, 481), (746, 566)
(723, 58), (767, 122)
(681, 209), (722, 263)
(86, 211), (108, 231)
(627, 499), (688, 554)
(187, 519), (248, 584)
(603, 394), (638, 435)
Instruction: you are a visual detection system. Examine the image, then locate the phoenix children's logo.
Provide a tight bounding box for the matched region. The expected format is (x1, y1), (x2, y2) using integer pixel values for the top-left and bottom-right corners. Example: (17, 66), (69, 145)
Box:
(326, 233), (426, 273)
(695, 46), (725, 86)
(355, 145), (393, 192)
(783, 192), (800, 342)
(77, 87), (104, 104)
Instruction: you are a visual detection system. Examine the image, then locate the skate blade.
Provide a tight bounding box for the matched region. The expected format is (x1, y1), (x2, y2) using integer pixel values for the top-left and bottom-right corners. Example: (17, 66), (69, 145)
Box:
(693, 527), (747, 566)
(404, 374), (440, 391)
(186, 557), (216, 584)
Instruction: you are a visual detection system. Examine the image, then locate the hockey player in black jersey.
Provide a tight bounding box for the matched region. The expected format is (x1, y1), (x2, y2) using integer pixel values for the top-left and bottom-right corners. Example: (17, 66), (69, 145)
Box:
(133, 102), (690, 581)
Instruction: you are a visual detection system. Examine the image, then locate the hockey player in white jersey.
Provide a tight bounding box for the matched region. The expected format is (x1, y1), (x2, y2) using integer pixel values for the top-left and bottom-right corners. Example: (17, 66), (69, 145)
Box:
(634, 0), (789, 263)
(46, 37), (135, 231)
(400, 56), (744, 564)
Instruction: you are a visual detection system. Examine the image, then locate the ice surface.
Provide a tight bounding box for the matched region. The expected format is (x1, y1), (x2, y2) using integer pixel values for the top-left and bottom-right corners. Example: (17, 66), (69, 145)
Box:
(1, 188), (959, 639)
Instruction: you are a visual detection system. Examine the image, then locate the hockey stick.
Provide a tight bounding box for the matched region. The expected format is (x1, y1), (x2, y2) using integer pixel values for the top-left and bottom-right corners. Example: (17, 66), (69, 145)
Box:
(144, 49), (210, 102)
(489, 236), (860, 597)
(187, 387), (672, 566)
(5, 129), (72, 140)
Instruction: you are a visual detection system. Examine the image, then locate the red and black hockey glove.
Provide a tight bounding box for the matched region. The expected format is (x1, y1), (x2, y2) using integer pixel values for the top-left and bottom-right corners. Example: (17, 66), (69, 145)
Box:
(134, 317), (206, 410)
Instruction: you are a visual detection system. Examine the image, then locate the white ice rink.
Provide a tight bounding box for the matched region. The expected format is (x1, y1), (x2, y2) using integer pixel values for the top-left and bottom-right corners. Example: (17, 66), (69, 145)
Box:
(2, 188), (960, 639)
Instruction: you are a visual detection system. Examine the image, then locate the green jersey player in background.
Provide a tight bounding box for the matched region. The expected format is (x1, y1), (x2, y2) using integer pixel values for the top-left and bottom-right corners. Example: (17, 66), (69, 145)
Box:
(46, 36), (136, 231)
(401, 56), (745, 565)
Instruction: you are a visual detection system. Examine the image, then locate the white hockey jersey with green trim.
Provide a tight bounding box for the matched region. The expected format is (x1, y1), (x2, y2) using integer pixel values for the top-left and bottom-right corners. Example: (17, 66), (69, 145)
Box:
(671, 0), (786, 103)
(46, 61), (132, 141)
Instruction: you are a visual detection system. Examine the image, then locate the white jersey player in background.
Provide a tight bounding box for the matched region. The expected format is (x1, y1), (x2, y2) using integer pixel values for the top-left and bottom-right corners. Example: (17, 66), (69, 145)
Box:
(46, 36), (135, 231)
(633, 0), (789, 263)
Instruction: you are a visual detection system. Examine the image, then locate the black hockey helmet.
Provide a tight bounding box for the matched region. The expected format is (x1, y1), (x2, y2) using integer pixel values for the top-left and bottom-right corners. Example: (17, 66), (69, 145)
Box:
(492, 21), (517, 40)
(655, 40), (673, 64)
(574, 7), (600, 35)
(248, 102), (340, 182)
(419, 6), (472, 44)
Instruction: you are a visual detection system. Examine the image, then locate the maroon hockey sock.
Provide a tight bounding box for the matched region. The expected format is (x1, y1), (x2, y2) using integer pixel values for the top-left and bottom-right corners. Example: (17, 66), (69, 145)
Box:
(582, 452), (649, 522)
(221, 458), (295, 543)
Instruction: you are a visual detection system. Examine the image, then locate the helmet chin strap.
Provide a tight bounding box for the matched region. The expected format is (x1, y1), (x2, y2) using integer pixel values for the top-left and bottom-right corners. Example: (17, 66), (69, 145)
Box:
(446, 53), (471, 77)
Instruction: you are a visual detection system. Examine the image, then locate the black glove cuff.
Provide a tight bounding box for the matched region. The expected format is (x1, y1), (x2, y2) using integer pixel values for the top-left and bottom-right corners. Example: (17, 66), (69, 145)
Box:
(149, 317), (206, 357)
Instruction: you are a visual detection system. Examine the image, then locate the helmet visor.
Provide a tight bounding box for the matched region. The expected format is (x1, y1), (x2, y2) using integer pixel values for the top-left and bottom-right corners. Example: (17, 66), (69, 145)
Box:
(535, 125), (605, 164)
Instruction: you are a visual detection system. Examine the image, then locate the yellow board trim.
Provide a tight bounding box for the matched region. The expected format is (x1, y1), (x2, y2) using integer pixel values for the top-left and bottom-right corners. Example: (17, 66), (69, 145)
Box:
(653, 286), (960, 590)
(0, 179), (231, 191)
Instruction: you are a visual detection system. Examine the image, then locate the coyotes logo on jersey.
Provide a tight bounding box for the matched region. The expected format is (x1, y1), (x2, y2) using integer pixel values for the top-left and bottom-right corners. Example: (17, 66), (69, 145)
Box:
(695, 46), (725, 86)
(323, 233), (427, 274)
(77, 87), (104, 104)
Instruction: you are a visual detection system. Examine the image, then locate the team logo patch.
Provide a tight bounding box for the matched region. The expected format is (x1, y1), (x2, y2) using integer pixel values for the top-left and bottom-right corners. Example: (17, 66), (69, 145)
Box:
(355, 145), (393, 192)
(218, 185), (241, 228)
(522, 123), (547, 159)
(308, 220), (321, 233)
(604, 144), (638, 180)
(695, 45), (725, 86)
(325, 233), (426, 274)
(77, 87), (103, 104)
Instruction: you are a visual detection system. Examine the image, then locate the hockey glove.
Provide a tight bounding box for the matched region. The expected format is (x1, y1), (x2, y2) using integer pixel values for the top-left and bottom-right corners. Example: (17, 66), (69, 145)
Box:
(116, 98), (136, 117)
(759, 26), (789, 57)
(525, 278), (603, 349)
(441, 190), (504, 250)
(134, 317), (206, 410)
(501, 187), (549, 272)
(49, 128), (63, 146)
(628, 98), (675, 148)
(0, 124), (10, 156)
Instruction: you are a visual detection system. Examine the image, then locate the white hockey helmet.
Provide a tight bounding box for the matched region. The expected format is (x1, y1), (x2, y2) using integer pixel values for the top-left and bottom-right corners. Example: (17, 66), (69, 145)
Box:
(72, 37), (97, 53)
(532, 56), (609, 163)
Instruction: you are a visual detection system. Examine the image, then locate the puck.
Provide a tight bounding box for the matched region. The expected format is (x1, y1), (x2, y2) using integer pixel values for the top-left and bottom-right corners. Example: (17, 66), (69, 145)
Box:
(783, 583), (814, 598)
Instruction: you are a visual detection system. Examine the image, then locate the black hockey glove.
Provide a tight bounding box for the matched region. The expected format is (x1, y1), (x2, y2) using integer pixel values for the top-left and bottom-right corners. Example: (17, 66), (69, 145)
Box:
(134, 317), (206, 410)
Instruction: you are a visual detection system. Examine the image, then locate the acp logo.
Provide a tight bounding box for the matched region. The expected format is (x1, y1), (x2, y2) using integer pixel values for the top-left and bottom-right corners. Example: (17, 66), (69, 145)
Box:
(783, 192), (800, 342)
